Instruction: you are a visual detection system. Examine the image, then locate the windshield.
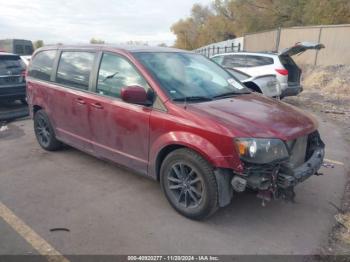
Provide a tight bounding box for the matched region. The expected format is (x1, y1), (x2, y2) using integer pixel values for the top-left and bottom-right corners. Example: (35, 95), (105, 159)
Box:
(133, 52), (250, 101)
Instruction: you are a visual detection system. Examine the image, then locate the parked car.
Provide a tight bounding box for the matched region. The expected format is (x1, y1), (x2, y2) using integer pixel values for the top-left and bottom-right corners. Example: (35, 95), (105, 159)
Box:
(0, 52), (27, 104)
(225, 68), (281, 98)
(27, 45), (325, 220)
(211, 42), (325, 98)
(20, 55), (31, 67)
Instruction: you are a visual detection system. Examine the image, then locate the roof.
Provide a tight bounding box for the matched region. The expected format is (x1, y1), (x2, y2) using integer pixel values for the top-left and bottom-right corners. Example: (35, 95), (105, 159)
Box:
(38, 44), (191, 53)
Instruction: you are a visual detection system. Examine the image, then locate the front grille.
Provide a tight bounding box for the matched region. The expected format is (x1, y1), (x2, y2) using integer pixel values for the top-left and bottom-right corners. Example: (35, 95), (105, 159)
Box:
(242, 163), (276, 177)
(0, 76), (22, 85)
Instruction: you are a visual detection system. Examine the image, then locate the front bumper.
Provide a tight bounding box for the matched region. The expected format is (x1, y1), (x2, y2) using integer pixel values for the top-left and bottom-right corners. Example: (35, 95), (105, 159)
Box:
(232, 131), (325, 203)
(0, 84), (26, 99)
(277, 146), (324, 188)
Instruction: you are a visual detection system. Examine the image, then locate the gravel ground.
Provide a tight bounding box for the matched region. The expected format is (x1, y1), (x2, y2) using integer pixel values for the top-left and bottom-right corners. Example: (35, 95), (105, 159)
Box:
(284, 65), (350, 258)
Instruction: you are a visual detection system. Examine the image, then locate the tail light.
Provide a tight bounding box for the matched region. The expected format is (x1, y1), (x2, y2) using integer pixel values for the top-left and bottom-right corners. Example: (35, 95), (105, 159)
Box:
(275, 69), (288, 76)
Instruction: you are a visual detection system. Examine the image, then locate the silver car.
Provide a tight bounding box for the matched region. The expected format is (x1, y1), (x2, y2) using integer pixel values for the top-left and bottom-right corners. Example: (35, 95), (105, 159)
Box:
(211, 42), (325, 98)
(225, 68), (281, 98)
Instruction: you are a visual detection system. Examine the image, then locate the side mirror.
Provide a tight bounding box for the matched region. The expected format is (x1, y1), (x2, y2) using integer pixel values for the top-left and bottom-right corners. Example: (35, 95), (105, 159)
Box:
(121, 86), (153, 106)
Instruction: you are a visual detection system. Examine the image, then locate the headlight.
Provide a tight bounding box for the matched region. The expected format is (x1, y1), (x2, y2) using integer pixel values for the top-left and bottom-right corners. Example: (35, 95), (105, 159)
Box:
(234, 138), (289, 164)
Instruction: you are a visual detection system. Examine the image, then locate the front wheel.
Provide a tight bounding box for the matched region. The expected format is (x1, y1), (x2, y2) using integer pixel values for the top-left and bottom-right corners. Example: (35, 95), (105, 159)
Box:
(160, 148), (218, 220)
(34, 110), (62, 151)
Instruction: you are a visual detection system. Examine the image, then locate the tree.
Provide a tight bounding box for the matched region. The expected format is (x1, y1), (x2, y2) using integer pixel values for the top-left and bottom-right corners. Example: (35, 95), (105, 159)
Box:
(33, 40), (44, 49)
(171, 0), (350, 50)
(158, 43), (168, 47)
(90, 38), (105, 44)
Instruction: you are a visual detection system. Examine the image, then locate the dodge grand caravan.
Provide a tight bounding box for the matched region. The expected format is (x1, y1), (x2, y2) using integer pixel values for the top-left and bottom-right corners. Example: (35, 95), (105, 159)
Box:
(27, 45), (325, 219)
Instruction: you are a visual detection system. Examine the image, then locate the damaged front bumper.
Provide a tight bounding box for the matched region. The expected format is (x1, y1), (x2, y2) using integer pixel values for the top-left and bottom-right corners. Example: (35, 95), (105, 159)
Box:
(277, 146), (325, 189)
(221, 131), (325, 206)
(214, 131), (325, 207)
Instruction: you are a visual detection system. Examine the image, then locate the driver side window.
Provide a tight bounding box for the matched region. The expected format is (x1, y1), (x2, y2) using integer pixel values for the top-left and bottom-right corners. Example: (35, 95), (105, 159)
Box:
(97, 53), (149, 98)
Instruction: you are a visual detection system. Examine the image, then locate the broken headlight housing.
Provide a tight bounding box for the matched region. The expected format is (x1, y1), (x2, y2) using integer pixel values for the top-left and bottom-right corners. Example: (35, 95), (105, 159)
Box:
(234, 138), (289, 164)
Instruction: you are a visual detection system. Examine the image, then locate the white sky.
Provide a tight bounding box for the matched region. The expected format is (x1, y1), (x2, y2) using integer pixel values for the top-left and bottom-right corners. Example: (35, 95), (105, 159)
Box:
(0, 0), (212, 46)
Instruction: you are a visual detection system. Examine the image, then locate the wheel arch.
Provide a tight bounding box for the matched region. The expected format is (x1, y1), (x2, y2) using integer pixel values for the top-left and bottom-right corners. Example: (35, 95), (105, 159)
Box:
(244, 81), (262, 93)
(151, 132), (231, 181)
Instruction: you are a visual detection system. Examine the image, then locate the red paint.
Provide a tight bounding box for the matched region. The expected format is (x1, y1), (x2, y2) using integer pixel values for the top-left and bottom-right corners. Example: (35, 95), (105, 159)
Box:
(121, 86), (148, 105)
(27, 45), (318, 180)
(275, 69), (289, 75)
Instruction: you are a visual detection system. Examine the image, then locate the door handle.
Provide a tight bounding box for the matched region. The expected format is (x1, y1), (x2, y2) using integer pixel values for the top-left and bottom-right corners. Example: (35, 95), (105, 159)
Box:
(90, 102), (104, 109)
(75, 98), (86, 105)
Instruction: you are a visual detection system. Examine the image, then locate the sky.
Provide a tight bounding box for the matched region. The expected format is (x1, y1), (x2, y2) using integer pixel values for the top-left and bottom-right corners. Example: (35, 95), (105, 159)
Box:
(0, 0), (212, 46)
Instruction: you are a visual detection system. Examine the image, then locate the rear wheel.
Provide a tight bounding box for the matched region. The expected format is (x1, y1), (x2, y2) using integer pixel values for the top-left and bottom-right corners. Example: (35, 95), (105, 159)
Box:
(160, 148), (218, 220)
(34, 110), (62, 151)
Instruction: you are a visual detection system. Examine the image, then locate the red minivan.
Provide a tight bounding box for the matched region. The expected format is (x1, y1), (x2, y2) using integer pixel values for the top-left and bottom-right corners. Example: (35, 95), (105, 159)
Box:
(26, 45), (325, 219)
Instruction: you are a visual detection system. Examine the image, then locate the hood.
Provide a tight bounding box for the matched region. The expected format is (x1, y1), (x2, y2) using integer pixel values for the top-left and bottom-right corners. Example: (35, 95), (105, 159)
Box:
(279, 42), (325, 56)
(187, 94), (317, 141)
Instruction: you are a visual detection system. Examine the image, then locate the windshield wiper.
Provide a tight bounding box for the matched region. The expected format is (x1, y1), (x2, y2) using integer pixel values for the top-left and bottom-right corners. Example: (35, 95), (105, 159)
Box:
(213, 91), (249, 99)
(173, 96), (213, 102)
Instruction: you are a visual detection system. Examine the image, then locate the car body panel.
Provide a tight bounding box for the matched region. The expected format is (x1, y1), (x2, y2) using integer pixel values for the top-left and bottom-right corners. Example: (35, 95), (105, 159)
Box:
(227, 68), (280, 97)
(279, 42), (325, 57)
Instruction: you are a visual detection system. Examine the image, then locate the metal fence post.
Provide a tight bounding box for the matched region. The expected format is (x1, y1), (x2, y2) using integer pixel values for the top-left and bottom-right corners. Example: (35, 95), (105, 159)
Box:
(314, 27), (323, 66)
(275, 27), (281, 52)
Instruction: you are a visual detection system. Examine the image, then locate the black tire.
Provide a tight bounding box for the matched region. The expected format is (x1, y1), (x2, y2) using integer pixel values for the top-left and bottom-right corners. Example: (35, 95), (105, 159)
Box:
(160, 148), (218, 220)
(34, 110), (62, 151)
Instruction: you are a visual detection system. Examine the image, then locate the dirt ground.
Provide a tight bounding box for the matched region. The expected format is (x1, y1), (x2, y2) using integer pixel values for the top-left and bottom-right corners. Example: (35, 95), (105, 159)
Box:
(284, 65), (350, 258)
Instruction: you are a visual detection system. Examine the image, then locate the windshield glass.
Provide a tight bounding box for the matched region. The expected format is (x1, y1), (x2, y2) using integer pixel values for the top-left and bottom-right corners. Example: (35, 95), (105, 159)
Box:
(133, 52), (250, 101)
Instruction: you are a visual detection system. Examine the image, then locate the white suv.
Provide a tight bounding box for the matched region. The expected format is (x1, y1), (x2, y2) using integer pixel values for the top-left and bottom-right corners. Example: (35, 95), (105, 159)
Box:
(211, 42), (324, 98)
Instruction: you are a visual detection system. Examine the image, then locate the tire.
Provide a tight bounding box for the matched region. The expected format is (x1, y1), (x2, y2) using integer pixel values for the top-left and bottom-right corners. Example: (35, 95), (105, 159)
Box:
(160, 148), (218, 220)
(34, 110), (62, 151)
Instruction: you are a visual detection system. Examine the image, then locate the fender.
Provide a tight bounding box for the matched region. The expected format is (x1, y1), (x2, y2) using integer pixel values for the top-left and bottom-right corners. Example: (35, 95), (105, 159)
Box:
(148, 131), (243, 179)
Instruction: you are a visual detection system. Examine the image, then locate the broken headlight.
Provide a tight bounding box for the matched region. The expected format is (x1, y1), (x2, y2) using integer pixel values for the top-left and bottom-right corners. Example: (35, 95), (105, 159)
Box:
(234, 138), (289, 164)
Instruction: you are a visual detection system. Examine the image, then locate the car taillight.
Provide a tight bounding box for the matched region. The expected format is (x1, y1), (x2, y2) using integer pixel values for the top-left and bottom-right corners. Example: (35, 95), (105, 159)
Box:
(21, 70), (27, 78)
(275, 69), (288, 76)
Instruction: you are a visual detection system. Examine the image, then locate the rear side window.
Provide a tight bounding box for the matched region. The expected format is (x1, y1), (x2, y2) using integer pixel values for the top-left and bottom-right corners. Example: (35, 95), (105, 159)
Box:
(56, 51), (95, 90)
(223, 55), (247, 67)
(28, 50), (56, 81)
(223, 55), (273, 68)
(245, 56), (274, 67)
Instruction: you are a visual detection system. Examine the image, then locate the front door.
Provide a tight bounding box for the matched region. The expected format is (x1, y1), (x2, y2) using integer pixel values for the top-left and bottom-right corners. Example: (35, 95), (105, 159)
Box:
(88, 52), (152, 175)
